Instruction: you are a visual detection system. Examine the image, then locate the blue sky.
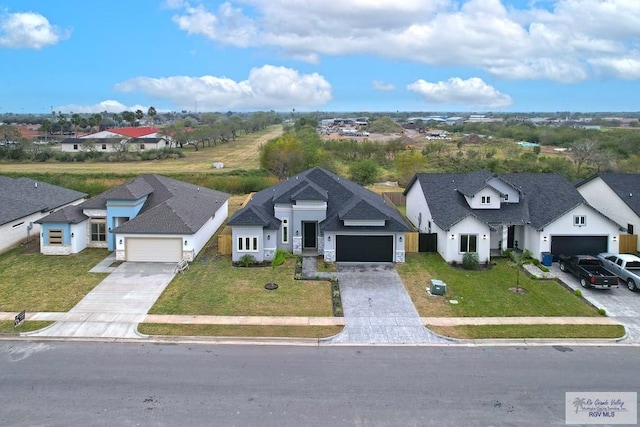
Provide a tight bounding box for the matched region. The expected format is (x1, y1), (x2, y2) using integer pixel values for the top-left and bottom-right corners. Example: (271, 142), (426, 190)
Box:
(0, 0), (639, 114)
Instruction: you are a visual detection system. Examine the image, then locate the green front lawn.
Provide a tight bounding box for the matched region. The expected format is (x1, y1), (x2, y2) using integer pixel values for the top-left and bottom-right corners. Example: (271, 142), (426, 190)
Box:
(0, 321), (53, 333)
(398, 253), (601, 318)
(149, 251), (333, 316)
(0, 246), (108, 312)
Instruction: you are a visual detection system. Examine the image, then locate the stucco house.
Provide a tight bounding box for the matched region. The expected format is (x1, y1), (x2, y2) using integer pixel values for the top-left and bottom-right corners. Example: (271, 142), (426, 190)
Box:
(37, 174), (229, 262)
(60, 127), (169, 153)
(0, 176), (86, 253)
(404, 171), (623, 263)
(577, 173), (640, 251)
(227, 167), (411, 263)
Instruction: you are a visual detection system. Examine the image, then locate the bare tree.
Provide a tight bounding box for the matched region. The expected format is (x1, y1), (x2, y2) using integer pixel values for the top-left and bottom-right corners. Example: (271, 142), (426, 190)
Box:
(570, 139), (599, 175)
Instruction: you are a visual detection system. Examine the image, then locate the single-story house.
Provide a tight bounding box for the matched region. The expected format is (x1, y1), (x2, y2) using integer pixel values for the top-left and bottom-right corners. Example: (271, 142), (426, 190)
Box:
(227, 167), (411, 263)
(60, 127), (169, 152)
(577, 173), (640, 251)
(0, 176), (86, 253)
(404, 170), (623, 263)
(37, 174), (229, 262)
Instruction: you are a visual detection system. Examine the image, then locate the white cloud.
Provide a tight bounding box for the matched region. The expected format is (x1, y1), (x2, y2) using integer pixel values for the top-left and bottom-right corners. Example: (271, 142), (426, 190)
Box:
(54, 100), (149, 114)
(167, 0), (640, 82)
(407, 77), (512, 109)
(372, 80), (395, 91)
(114, 65), (332, 111)
(0, 12), (69, 49)
(590, 57), (640, 80)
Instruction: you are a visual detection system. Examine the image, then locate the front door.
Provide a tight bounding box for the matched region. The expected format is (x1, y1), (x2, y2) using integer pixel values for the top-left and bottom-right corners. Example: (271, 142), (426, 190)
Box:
(507, 225), (515, 249)
(303, 222), (317, 248)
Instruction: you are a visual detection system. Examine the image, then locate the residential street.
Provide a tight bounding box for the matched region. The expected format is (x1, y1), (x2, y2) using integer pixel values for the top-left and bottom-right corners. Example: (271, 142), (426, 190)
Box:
(1, 341), (638, 426)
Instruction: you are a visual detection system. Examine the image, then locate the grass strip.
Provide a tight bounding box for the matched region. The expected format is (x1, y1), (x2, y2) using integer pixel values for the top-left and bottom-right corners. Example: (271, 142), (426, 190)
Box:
(138, 323), (342, 338)
(0, 321), (53, 334)
(428, 324), (625, 339)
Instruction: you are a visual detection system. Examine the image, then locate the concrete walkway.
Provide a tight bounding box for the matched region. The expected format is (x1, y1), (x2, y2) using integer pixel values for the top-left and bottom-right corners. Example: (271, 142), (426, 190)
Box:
(322, 263), (450, 344)
(24, 261), (176, 339)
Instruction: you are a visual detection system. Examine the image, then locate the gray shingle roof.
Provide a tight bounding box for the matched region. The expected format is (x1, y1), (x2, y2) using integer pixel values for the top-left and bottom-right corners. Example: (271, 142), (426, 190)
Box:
(35, 205), (88, 224)
(0, 176), (87, 226)
(110, 175), (230, 234)
(405, 171), (587, 231)
(228, 167), (410, 232)
(583, 173), (640, 217)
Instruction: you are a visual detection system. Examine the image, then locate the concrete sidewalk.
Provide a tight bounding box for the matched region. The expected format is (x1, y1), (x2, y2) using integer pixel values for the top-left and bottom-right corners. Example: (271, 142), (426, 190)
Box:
(1, 312), (619, 327)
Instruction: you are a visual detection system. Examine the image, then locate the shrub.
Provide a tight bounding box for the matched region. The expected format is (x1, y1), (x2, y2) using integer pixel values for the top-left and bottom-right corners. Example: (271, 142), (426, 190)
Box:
(238, 254), (256, 267)
(462, 252), (479, 270)
(598, 308), (606, 316)
(540, 266), (550, 272)
(574, 290), (582, 297)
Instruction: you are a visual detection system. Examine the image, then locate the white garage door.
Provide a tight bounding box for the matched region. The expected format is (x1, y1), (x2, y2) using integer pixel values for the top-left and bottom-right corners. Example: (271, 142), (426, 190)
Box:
(126, 238), (182, 262)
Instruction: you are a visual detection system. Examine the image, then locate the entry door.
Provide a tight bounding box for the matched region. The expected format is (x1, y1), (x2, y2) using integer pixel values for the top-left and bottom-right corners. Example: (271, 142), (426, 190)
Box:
(507, 225), (515, 249)
(303, 222), (316, 248)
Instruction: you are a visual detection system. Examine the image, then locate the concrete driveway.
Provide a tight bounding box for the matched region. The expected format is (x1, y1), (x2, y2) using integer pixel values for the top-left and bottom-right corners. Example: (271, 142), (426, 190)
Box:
(550, 263), (640, 343)
(25, 262), (176, 339)
(322, 263), (449, 345)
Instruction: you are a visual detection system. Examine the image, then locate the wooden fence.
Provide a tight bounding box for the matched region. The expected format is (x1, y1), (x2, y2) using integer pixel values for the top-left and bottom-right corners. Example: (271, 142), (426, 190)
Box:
(619, 234), (638, 253)
(382, 192), (406, 205)
(404, 232), (418, 253)
(218, 232), (232, 255)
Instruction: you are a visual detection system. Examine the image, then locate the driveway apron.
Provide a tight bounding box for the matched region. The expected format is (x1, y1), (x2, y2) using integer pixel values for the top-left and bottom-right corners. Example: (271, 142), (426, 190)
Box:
(322, 263), (449, 344)
(25, 262), (176, 339)
(551, 264), (640, 343)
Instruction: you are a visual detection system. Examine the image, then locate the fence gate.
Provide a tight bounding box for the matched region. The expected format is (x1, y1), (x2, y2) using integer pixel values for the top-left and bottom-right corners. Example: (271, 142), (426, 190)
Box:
(619, 234), (638, 253)
(419, 233), (437, 252)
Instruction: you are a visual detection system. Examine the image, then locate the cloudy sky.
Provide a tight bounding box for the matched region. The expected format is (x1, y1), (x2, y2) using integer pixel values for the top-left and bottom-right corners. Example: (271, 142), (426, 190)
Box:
(0, 0), (639, 113)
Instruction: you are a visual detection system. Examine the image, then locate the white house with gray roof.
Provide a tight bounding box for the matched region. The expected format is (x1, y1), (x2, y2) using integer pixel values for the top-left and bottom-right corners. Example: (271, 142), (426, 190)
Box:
(227, 167), (411, 263)
(577, 173), (640, 252)
(0, 176), (86, 253)
(37, 174), (229, 262)
(404, 171), (623, 264)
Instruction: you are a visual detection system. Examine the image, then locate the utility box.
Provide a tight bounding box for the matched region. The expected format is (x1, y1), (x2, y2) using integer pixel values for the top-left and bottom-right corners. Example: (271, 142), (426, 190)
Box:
(430, 279), (447, 296)
(541, 252), (553, 267)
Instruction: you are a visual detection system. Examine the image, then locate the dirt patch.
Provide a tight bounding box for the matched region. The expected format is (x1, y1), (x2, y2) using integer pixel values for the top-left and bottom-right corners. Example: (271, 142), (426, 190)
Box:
(19, 239), (40, 254)
(508, 287), (528, 294)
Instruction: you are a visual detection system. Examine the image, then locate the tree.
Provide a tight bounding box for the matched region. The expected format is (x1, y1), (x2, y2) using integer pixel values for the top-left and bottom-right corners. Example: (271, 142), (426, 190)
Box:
(41, 119), (52, 141)
(71, 113), (82, 136)
(571, 140), (598, 175)
(267, 248), (293, 289)
(260, 133), (307, 178)
(395, 150), (425, 185)
(57, 113), (67, 135)
(147, 106), (157, 126)
(121, 111), (136, 127)
(135, 109), (144, 125)
(349, 158), (379, 186)
(88, 113), (102, 133)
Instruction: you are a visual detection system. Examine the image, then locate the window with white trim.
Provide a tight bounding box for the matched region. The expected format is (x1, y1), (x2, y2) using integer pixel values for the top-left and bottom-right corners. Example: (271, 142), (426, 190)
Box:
(48, 229), (63, 245)
(238, 236), (259, 252)
(459, 234), (477, 253)
(282, 218), (289, 244)
(481, 196), (491, 204)
(573, 215), (586, 226)
(90, 220), (106, 242)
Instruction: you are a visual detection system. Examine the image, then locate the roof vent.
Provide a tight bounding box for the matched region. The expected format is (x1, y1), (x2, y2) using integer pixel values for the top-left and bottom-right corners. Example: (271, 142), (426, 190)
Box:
(34, 182), (38, 188)
(630, 193), (633, 197)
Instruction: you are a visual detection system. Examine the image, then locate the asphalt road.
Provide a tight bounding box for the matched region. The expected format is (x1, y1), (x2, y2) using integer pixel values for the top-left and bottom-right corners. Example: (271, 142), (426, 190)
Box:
(1, 341), (639, 426)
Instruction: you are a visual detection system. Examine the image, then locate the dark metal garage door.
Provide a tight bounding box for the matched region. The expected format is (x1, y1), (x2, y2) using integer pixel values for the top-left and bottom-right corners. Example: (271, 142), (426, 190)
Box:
(550, 235), (608, 260)
(336, 235), (393, 262)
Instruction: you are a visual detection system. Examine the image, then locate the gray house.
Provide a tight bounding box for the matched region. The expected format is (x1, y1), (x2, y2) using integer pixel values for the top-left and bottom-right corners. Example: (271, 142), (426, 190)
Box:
(0, 176), (86, 254)
(227, 167), (411, 263)
(37, 174), (230, 262)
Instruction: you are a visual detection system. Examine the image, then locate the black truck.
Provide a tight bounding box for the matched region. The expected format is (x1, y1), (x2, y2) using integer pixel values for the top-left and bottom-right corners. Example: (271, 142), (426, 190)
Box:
(558, 254), (619, 289)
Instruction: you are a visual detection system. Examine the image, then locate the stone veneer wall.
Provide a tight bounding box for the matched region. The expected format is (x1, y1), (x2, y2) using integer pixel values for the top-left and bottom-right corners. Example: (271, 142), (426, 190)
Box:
(41, 245), (72, 256)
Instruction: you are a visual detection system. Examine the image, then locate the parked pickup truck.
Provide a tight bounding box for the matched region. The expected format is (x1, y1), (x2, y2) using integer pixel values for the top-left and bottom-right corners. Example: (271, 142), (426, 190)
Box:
(597, 253), (640, 292)
(558, 254), (619, 289)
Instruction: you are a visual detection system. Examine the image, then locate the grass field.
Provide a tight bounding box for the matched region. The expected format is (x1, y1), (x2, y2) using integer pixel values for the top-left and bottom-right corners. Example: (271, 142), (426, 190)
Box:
(0, 321), (54, 334)
(0, 243), (108, 312)
(397, 253), (601, 318)
(0, 125), (283, 175)
(148, 241), (333, 317)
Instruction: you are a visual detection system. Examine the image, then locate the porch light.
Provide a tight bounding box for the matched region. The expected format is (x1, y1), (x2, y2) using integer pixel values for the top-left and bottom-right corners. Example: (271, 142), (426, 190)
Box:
(328, 236), (331, 242)
(267, 235), (270, 240)
(482, 234), (487, 240)
(399, 236), (403, 242)
(612, 236), (618, 242)
(184, 241), (188, 246)
(119, 239), (123, 245)
(543, 236), (547, 242)
(450, 234), (455, 240)
(71, 232), (75, 238)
